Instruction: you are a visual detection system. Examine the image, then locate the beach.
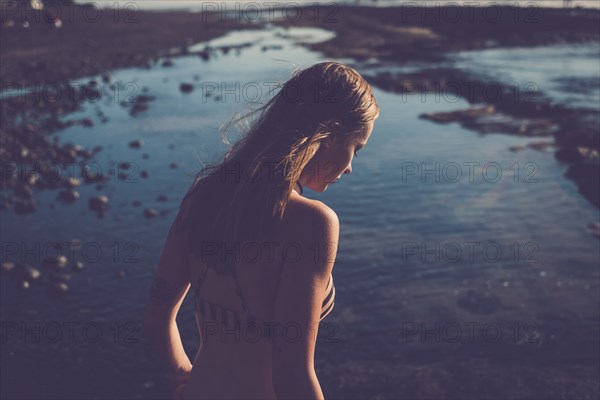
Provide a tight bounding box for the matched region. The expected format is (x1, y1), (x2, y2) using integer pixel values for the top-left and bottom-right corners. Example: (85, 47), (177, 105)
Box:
(1, 2), (599, 399)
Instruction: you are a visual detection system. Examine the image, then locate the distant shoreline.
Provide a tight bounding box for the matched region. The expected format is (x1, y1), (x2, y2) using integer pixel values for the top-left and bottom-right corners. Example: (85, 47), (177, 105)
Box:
(1, 4), (598, 88)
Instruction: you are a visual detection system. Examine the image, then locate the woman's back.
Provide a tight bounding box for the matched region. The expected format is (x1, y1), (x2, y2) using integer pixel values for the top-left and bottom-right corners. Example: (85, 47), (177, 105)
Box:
(182, 192), (339, 400)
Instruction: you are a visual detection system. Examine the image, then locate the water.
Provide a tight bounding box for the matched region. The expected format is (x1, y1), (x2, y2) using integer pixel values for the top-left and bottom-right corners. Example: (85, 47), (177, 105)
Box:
(1, 24), (599, 399)
(86, 0), (600, 12)
(451, 43), (600, 110)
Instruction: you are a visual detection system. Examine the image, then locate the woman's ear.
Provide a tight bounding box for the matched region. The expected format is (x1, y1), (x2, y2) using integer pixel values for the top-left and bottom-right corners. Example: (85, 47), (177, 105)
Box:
(321, 134), (337, 149)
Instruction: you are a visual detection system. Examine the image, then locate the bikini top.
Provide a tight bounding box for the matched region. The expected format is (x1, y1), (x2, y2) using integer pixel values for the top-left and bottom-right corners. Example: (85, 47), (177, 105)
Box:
(192, 264), (335, 344)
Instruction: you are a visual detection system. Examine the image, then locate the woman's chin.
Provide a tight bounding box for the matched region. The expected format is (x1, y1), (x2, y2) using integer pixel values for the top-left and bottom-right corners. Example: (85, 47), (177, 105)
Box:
(307, 184), (327, 193)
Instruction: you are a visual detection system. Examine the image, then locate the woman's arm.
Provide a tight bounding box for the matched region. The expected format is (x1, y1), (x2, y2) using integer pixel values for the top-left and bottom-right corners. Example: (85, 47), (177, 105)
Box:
(144, 195), (194, 375)
(271, 200), (340, 400)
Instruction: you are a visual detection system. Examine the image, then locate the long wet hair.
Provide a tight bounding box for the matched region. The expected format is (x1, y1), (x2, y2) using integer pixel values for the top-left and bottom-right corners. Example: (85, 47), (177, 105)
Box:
(176, 61), (380, 276)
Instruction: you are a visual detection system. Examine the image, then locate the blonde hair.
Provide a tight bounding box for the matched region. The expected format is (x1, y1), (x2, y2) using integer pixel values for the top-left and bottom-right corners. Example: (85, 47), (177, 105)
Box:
(177, 61), (379, 275)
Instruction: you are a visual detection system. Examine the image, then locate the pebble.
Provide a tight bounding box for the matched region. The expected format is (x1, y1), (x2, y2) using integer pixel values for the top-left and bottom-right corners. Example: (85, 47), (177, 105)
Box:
(58, 189), (80, 202)
(156, 195), (168, 202)
(21, 281), (30, 289)
(129, 139), (144, 149)
(144, 208), (159, 218)
(25, 173), (40, 186)
(140, 170), (149, 178)
(586, 222), (600, 238)
(65, 177), (81, 187)
(72, 261), (84, 272)
(43, 255), (68, 269)
(180, 83), (194, 94)
(169, 162), (179, 169)
(49, 282), (69, 296)
(89, 195), (109, 211)
(19, 264), (41, 281)
(1, 261), (16, 273)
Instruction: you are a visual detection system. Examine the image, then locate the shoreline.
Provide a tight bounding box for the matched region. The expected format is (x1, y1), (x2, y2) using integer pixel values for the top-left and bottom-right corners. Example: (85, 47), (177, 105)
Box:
(2, 5), (599, 88)
(1, 3), (599, 213)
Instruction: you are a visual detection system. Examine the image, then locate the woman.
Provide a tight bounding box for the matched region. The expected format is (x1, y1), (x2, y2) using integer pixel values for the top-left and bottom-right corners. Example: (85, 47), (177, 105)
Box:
(144, 61), (380, 399)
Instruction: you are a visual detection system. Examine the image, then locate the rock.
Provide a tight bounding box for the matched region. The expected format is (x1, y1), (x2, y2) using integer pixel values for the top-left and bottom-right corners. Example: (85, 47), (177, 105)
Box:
(19, 264), (41, 281)
(169, 162), (179, 169)
(131, 200), (142, 207)
(198, 50), (210, 61)
(586, 222), (600, 239)
(43, 255), (68, 269)
(117, 270), (126, 278)
(24, 173), (40, 186)
(527, 141), (555, 151)
(180, 83), (194, 94)
(21, 281), (30, 289)
(49, 282), (69, 296)
(577, 146), (600, 161)
(509, 145), (526, 152)
(555, 146), (583, 163)
(140, 170), (149, 178)
(162, 59), (174, 67)
(142, 153), (149, 159)
(72, 261), (84, 271)
(65, 177), (81, 187)
(58, 189), (80, 202)
(156, 195), (168, 202)
(1, 261), (16, 274)
(89, 195), (109, 211)
(144, 208), (159, 218)
(129, 139), (144, 149)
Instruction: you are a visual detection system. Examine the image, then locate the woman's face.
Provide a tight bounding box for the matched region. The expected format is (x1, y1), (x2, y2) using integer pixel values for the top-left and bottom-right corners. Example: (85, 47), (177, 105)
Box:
(300, 119), (375, 192)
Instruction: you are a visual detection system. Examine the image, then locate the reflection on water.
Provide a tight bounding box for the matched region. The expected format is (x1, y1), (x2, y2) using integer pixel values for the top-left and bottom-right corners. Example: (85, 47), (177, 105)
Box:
(1, 25), (599, 400)
(451, 43), (600, 110)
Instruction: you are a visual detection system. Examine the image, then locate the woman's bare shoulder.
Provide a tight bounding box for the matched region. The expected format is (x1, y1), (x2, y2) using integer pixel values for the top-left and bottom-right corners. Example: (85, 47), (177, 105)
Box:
(281, 194), (339, 242)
